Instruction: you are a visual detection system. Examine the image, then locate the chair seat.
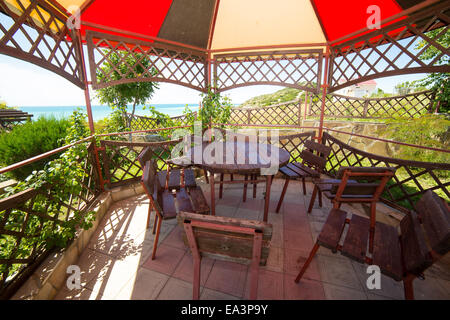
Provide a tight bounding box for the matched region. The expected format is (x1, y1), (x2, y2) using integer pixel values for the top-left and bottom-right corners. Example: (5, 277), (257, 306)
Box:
(157, 168), (197, 190)
(279, 162), (320, 178)
(318, 208), (403, 281)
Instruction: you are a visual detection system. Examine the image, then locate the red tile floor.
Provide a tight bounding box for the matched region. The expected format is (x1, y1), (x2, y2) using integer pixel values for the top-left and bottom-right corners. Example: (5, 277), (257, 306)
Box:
(55, 176), (450, 300)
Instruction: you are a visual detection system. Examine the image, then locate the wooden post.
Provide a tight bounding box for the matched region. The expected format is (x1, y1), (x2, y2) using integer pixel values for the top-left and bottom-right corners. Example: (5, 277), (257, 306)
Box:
(363, 99), (370, 118)
(76, 29), (95, 134)
(318, 46), (330, 143)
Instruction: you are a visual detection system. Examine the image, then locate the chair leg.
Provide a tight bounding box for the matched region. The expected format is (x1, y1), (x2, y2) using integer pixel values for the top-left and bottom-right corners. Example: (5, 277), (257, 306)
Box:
(369, 202), (376, 255)
(151, 216), (163, 260)
(302, 177), (306, 195)
(403, 275), (415, 300)
(307, 185), (318, 213)
(276, 178), (290, 213)
(192, 255), (201, 300)
(219, 173), (224, 199)
(253, 174), (257, 198)
(152, 213), (158, 234)
(318, 189), (322, 207)
(295, 242), (320, 283)
(146, 202), (153, 229)
(243, 175), (248, 202)
(203, 169), (209, 183)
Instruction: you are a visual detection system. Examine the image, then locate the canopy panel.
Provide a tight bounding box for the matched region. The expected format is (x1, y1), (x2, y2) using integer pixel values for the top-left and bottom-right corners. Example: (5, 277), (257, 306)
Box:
(69, 0), (430, 51)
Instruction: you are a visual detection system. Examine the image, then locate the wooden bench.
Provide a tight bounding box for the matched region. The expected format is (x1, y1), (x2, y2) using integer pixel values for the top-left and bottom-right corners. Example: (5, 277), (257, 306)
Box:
(138, 147), (210, 260)
(0, 109), (33, 129)
(177, 212), (273, 300)
(296, 190), (450, 299)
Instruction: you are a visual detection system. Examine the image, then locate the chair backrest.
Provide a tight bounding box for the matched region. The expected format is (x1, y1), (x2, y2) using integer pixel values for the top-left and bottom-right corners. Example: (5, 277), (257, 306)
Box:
(331, 166), (396, 201)
(140, 159), (163, 212)
(400, 190), (450, 276)
(137, 146), (153, 168)
(300, 139), (332, 172)
(177, 212), (273, 265)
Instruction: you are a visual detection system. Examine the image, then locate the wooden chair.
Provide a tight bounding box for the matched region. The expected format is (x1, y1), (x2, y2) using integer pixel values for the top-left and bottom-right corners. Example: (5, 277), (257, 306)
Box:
(177, 211), (273, 300)
(295, 190), (450, 300)
(138, 147), (209, 260)
(276, 139), (332, 213)
(309, 166), (396, 253)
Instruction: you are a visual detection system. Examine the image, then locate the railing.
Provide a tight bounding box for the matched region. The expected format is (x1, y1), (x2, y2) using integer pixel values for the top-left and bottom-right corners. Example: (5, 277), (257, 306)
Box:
(100, 138), (182, 189)
(126, 112), (196, 131)
(229, 100), (302, 125)
(321, 131), (449, 212)
(0, 140), (100, 299)
(0, 121), (448, 298)
(124, 91), (435, 132)
(309, 90), (434, 119)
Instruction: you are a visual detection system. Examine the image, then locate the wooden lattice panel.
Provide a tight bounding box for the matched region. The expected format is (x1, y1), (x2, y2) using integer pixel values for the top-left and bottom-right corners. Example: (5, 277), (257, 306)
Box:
(126, 113), (198, 131)
(100, 139), (182, 188)
(310, 90), (433, 119)
(310, 94), (366, 118)
(86, 30), (207, 92)
(269, 131), (316, 163)
(329, 1), (450, 92)
(0, 142), (99, 298)
(321, 132), (450, 212)
(0, 0), (84, 88)
(230, 101), (301, 125)
(365, 90), (434, 118)
(214, 49), (323, 93)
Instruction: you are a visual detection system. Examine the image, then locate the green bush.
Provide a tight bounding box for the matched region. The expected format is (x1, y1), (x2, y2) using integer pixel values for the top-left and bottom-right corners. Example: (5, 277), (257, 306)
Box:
(0, 116), (70, 180)
(377, 114), (450, 165)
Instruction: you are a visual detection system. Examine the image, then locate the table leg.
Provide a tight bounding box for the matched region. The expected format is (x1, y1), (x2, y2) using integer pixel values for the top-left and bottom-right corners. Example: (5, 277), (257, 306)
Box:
(210, 171), (215, 216)
(263, 175), (273, 222)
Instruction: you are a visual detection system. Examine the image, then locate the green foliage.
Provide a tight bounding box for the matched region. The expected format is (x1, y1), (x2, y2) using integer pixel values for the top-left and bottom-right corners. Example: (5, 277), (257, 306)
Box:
(241, 87), (303, 107)
(1, 110), (96, 280)
(416, 27), (450, 113)
(0, 117), (70, 180)
(96, 108), (129, 135)
(419, 72), (449, 113)
(369, 88), (392, 98)
(199, 87), (233, 130)
(96, 50), (159, 129)
(377, 114), (450, 165)
(394, 80), (427, 95)
(0, 102), (14, 110)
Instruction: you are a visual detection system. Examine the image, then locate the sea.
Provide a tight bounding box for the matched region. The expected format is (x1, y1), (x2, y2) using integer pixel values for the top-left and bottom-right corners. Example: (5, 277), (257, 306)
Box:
(19, 104), (200, 122)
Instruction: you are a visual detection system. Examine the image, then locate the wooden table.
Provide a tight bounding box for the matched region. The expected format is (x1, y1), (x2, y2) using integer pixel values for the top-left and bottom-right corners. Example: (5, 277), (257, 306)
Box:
(187, 141), (290, 222)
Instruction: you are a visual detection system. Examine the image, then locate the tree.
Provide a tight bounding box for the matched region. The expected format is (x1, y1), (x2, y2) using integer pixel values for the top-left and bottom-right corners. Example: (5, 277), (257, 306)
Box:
(394, 80), (426, 95)
(199, 86), (233, 131)
(96, 51), (159, 132)
(415, 27), (450, 113)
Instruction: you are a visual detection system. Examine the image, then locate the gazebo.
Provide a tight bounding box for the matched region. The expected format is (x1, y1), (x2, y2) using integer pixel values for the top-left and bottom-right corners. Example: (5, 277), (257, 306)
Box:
(0, 0), (449, 301)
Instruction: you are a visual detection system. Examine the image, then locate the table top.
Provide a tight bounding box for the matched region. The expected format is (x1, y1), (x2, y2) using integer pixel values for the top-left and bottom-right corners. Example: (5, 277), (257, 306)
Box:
(186, 141), (290, 174)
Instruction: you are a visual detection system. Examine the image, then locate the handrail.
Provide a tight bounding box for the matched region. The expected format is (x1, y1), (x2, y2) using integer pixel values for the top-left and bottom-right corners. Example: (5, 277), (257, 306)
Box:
(0, 135), (95, 175)
(0, 126), (190, 175)
(1, 123), (448, 177)
(212, 123), (450, 154)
